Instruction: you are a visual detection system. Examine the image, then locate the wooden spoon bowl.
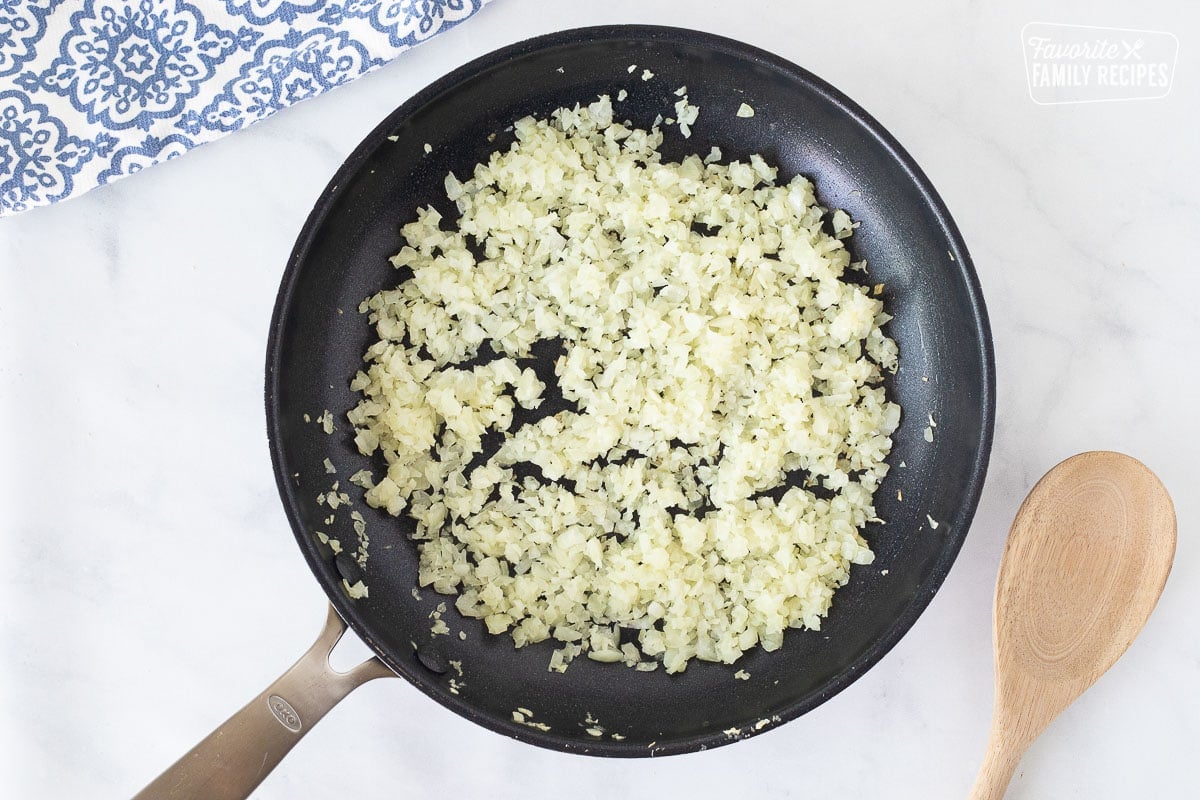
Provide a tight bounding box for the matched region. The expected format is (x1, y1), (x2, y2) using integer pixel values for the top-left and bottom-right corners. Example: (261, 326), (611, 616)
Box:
(970, 451), (1176, 799)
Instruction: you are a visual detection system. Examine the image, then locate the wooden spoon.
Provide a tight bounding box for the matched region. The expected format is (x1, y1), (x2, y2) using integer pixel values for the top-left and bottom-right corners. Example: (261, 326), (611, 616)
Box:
(969, 451), (1176, 799)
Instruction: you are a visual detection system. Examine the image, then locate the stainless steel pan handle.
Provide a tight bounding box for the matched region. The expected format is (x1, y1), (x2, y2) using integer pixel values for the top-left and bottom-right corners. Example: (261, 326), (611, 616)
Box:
(133, 605), (394, 800)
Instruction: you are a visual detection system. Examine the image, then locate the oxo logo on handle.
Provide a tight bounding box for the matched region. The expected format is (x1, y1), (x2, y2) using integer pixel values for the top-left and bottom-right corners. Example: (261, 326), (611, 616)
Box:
(267, 695), (301, 733)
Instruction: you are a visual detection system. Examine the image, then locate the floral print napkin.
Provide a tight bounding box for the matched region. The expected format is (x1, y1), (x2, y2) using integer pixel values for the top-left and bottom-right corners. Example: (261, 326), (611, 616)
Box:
(0, 0), (492, 216)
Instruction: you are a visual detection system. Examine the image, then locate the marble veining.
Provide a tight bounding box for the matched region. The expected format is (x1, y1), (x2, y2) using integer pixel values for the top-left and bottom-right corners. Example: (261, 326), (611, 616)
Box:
(1, 1), (1196, 797)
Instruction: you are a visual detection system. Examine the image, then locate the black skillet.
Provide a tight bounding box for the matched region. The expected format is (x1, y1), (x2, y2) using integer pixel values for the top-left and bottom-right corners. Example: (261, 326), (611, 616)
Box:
(135, 26), (994, 799)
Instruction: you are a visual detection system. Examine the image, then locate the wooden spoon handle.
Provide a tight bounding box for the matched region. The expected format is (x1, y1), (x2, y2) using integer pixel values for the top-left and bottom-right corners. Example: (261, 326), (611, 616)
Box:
(968, 727), (1025, 800)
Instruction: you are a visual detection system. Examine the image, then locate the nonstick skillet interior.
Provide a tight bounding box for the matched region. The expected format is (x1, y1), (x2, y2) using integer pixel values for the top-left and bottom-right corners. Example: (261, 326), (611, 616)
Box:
(266, 25), (994, 757)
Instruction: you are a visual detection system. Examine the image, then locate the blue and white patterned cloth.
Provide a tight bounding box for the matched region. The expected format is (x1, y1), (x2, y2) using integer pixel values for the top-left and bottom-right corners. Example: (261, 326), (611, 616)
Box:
(0, 0), (492, 216)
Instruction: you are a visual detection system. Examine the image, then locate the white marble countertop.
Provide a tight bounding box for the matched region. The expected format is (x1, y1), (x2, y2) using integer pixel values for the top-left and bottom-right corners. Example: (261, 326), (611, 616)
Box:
(2, 1), (1197, 797)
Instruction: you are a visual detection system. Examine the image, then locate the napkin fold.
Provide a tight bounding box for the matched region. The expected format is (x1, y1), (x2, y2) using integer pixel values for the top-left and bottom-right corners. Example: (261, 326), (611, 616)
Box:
(0, 0), (493, 217)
